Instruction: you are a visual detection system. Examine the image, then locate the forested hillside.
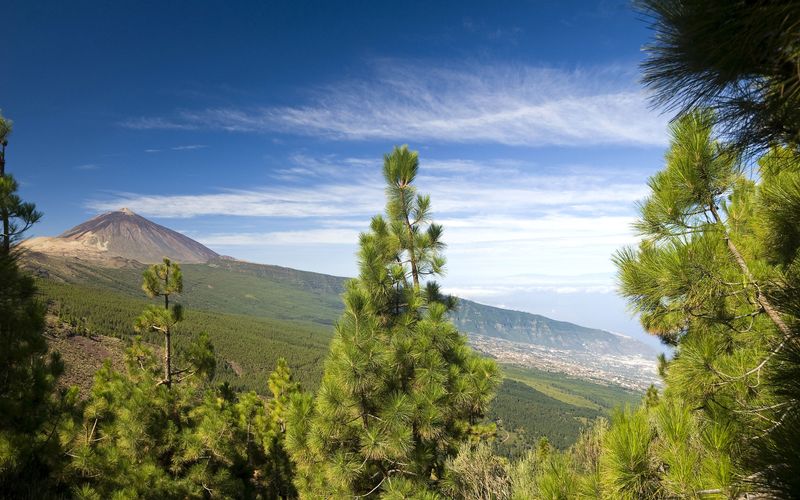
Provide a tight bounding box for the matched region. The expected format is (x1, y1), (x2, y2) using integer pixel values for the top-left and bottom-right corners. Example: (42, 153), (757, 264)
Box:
(38, 273), (637, 456)
(26, 248), (653, 359)
(4, 1), (800, 498)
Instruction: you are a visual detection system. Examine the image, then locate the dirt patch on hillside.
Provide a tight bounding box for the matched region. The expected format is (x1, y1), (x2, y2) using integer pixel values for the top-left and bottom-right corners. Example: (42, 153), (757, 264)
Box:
(44, 314), (127, 397)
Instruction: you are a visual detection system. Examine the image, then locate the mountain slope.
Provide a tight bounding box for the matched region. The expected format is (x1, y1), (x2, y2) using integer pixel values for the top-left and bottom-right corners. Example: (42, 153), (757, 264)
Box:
(22, 210), (657, 372)
(26, 249), (655, 358)
(24, 208), (218, 264)
(451, 300), (654, 358)
(25, 209), (651, 454)
(39, 277), (642, 455)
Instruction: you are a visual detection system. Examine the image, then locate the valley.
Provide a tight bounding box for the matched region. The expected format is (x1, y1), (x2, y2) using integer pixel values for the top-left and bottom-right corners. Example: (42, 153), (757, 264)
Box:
(21, 209), (653, 456)
(470, 333), (659, 391)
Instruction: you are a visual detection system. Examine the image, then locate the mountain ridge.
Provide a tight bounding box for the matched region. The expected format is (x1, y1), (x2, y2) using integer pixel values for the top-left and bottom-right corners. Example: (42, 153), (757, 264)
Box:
(22, 209), (656, 361)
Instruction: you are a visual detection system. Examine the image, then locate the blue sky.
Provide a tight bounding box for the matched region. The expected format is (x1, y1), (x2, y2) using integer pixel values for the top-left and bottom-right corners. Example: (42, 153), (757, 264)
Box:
(3, 0), (671, 348)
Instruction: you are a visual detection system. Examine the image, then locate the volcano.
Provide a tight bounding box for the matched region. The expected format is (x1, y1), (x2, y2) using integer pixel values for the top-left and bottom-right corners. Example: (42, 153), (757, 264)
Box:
(23, 208), (219, 264)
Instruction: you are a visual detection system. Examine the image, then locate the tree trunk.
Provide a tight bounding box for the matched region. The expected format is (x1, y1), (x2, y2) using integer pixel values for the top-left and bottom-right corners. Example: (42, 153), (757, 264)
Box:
(398, 184), (420, 288)
(163, 282), (171, 385)
(1, 208), (8, 255)
(407, 239), (419, 288)
(404, 214), (419, 288)
(164, 328), (171, 386)
(1, 143), (9, 255)
(710, 204), (792, 338)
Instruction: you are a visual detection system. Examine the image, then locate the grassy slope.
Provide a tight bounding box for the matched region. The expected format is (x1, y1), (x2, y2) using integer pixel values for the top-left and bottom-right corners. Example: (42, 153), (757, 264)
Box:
(501, 364), (642, 411)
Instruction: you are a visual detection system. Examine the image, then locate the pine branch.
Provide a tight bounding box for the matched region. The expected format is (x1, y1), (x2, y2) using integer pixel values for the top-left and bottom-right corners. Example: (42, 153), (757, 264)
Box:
(709, 203), (792, 339)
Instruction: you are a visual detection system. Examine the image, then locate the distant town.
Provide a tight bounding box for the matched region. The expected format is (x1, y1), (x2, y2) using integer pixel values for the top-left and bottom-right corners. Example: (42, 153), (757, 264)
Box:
(469, 333), (660, 391)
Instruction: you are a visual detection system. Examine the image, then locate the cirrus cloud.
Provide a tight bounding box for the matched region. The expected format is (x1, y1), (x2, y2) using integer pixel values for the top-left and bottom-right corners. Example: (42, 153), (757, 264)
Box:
(122, 62), (667, 147)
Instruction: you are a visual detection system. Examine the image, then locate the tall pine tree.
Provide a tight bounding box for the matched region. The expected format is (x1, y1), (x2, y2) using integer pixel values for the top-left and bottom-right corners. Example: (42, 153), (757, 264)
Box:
(286, 146), (501, 497)
(0, 110), (71, 496)
(612, 111), (800, 496)
(135, 258), (184, 386)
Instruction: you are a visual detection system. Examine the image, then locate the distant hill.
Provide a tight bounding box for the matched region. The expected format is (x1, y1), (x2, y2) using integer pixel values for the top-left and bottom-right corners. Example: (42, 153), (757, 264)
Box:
(24, 210), (650, 453)
(451, 300), (655, 358)
(24, 208), (219, 264)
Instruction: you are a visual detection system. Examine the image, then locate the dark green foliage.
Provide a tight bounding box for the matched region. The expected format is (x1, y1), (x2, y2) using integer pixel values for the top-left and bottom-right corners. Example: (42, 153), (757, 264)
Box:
(39, 278), (331, 391)
(758, 146), (800, 265)
(0, 118), (73, 496)
(0, 251), (75, 497)
(0, 111), (42, 254)
(67, 337), (299, 498)
(65, 265), (300, 498)
(0, 174), (41, 253)
(640, 0), (800, 153)
(264, 358), (299, 499)
(488, 380), (600, 457)
(745, 149), (800, 496)
(285, 146), (501, 497)
(749, 338), (800, 496)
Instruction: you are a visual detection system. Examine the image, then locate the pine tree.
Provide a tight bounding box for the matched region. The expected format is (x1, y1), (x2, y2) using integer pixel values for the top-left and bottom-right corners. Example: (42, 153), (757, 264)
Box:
(644, 385), (659, 409)
(0, 111), (41, 254)
(135, 258), (184, 386)
(611, 111), (799, 496)
(598, 406), (659, 499)
(0, 110), (72, 496)
(632, 14), (800, 490)
(745, 147), (800, 495)
(69, 315), (300, 497)
(264, 358), (299, 498)
(639, 1), (800, 153)
(1, 110), (11, 254)
(286, 146), (501, 497)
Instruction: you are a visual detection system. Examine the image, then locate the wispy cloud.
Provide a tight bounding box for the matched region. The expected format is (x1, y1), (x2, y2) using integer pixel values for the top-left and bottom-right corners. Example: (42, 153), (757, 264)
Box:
(197, 228), (359, 246)
(75, 163), (99, 170)
(128, 118), (198, 131)
(87, 156), (645, 220)
(121, 62), (667, 147)
(86, 152), (648, 292)
(144, 145), (208, 153)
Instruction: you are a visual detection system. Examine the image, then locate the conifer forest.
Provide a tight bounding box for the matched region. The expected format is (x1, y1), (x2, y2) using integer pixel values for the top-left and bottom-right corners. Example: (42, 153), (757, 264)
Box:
(3, 1), (800, 498)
